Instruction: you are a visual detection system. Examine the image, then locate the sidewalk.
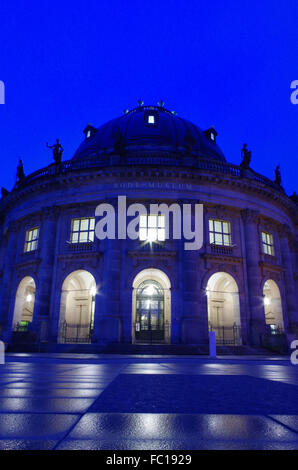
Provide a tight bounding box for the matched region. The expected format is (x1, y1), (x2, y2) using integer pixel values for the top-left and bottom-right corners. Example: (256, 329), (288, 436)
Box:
(0, 354), (297, 450)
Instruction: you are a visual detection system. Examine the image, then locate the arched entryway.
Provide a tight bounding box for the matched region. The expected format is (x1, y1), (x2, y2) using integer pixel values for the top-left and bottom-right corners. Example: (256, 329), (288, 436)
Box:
(263, 279), (284, 332)
(206, 272), (241, 345)
(13, 276), (36, 331)
(58, 270), (96, 343)
(132, 268), (171, 344)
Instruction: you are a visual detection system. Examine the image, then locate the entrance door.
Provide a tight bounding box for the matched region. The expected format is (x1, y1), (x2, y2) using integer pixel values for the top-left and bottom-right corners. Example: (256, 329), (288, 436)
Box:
(135, 280), (165, 342)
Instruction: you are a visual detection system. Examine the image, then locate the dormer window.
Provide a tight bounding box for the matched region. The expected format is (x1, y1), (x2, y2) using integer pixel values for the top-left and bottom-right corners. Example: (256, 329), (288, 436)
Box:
(83, 124), (97, 140)
(204, 127), (217, 144)
(144, 110), (158, 127)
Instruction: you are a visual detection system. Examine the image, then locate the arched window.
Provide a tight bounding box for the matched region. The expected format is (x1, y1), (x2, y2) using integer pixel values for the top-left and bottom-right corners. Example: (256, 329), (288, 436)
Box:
(132, 269), (171, 344)
(58, 270), (96, 343)
(206, 272), (241, 345)
(13, 277), (36, 331)
(263, 280), (284, 332)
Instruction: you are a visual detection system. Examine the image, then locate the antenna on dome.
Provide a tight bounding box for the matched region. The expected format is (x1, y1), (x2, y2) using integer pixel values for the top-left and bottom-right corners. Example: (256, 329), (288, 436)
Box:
(158, 100), (165, 108)
(171, 110), (177, 115)
(123, 109), (129, 114)
(137, 100), (144, 107)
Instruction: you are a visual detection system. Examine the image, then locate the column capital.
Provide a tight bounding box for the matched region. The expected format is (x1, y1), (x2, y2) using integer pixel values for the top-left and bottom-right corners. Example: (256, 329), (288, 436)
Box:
(240, 208), (259, 223)
(42, 205), (60, 222)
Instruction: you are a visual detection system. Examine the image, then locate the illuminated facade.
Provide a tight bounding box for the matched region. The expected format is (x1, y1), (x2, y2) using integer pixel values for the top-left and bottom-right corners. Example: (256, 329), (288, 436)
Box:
(0, 104), (297, 352)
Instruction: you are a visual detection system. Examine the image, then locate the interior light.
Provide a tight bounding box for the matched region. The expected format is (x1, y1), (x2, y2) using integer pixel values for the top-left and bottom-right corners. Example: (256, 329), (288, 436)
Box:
(26, 294), (32, 302)
(148, 115), (155, 124)
(91, 286), (97, 296)
(264, 297), (270, 306)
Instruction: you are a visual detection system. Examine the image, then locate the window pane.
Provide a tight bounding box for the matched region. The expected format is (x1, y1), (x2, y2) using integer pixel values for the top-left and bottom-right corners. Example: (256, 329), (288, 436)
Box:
(158, 215), (165, 228)
(209, 232), (214, 244)
(89, 231), (94, 242)
(148, 215), (157, 228)
(214, 221), (221, 232)
(71, 232), (78, 243)
(262, 231), (266, 242)
(139, 228), (147, 241)
(72, 220), (80, 231)
(148, 228), (157, 241)
(80, 219), (89, 231)
(140, 215), (147, 228)
(79, 231), (88, 243)
(215, 233), (222, 245)
(223, 234), (231, 246)
(158, 228), (165, 241)
(89, 218), (95, 230)
(209, 220), (213, 231)
(222, 222), (230, 234)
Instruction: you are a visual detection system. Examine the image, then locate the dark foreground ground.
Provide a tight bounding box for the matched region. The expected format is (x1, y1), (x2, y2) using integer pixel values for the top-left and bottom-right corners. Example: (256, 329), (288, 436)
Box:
(0, 353), (298, 450)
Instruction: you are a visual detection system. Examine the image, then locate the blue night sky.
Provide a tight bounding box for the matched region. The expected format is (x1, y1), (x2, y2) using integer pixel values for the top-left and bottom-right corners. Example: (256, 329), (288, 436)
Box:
(0, 0), (297, 194)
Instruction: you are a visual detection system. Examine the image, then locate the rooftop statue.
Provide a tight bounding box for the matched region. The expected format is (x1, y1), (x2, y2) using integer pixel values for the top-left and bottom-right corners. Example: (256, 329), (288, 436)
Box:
(290, 191), (298, 204)
(240, 144), (251, 169)
(274, 164), (282, 186)
(46, 139), (64, 164)
(1, 187), (9, 198)
(16, 159), (25, 182)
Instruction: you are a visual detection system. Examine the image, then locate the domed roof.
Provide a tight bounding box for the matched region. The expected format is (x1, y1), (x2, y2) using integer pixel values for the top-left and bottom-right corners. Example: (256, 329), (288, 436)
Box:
(73, 104), (225, 162)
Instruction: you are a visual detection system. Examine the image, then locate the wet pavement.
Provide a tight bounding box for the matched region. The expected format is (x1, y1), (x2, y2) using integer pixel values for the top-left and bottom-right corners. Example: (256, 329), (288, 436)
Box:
(0, 353), (298, 450)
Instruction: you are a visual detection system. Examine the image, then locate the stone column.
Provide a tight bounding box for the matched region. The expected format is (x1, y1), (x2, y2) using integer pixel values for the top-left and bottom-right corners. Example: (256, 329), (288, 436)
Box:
(241, 209), (266, 346)
(279, 224), (298, 333)
(32, 206), (59, 340)
(181, 249), (203, 344)
(97, 201), (122, 343)
(0, 221), (20, 341)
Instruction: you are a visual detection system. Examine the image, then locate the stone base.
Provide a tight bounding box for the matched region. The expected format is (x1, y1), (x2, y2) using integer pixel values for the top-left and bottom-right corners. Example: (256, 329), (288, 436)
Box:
(95, 316), (121, 343)
(249, 320), (268, 347)
(181, 317), (207, 344)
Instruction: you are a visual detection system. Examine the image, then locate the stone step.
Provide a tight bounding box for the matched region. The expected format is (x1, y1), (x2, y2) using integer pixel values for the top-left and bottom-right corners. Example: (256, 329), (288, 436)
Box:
(8, 342), (285, 356)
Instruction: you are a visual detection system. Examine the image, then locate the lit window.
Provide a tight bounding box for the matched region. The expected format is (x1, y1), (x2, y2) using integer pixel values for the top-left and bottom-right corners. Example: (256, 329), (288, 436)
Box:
(262, 231), (274, 256)
(24, 227), (39, 253)
(86, 130), (91, 138)
(148, 115), (155, 124)
(209, 219), (232, 246)
(210, 133), (215, 141)
(139, 214), (165, 242)
(70, 218), (95, 243)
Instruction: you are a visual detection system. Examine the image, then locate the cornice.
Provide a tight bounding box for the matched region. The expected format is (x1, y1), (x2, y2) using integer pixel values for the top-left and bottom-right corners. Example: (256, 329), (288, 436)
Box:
(1, 165), (297, 223)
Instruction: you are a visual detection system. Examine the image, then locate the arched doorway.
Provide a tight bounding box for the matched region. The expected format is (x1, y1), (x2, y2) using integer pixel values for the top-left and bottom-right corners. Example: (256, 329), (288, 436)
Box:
(206, 272), (241, 345)
(58, 270), (96, 343)
(132, 268), (171, 344)
(13, 276), (36, 331)
(263, 279), (284, 332)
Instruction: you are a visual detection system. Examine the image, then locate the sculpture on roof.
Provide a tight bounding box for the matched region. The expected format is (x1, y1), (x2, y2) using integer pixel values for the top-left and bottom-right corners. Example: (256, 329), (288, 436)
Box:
(46, 139), (64, 164)
(16, 159), (25, 182)
(1, 187), (9, 198)
(274, 165), (282, 186)
(240, 144), (251, 169)
(290, 191), (298, 204)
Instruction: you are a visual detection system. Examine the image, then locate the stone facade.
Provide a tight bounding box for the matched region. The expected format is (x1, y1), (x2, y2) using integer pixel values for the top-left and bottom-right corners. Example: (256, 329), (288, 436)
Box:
(0, 105), (297, 350)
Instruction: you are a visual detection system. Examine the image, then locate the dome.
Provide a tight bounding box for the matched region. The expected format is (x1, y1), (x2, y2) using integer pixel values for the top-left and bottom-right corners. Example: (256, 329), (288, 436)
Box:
(73, 104), (226, 162)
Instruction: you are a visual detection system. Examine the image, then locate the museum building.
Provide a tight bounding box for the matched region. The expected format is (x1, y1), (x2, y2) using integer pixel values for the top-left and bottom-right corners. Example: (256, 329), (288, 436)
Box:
(0, 103), (297, 352)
